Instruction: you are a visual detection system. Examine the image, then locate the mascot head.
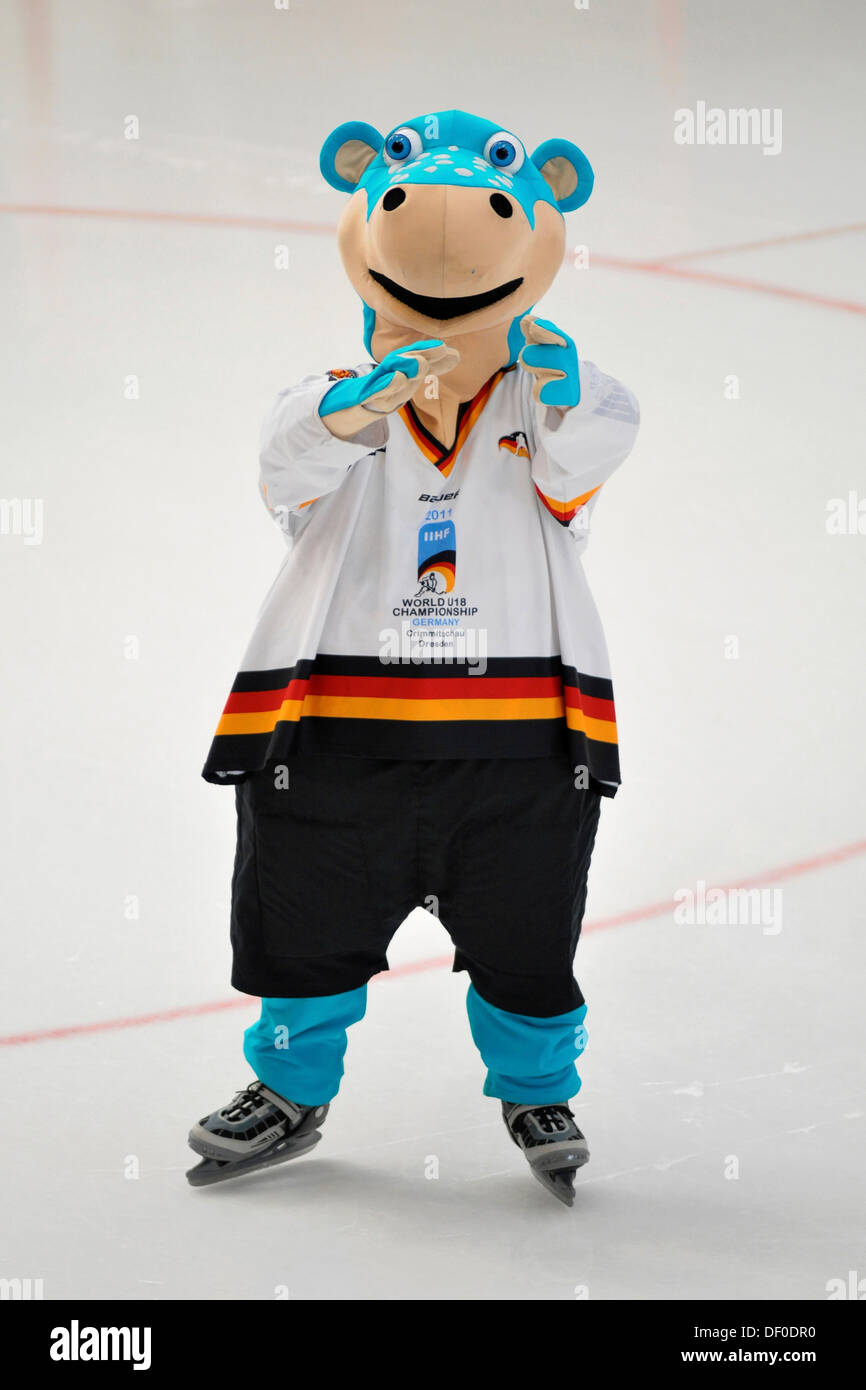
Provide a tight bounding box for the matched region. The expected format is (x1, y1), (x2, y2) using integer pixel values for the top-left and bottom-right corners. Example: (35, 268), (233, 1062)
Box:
(320, 109), (593, 364)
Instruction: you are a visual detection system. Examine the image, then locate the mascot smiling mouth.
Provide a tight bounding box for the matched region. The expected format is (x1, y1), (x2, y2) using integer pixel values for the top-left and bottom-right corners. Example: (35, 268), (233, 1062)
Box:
(368, 269), (524, 320)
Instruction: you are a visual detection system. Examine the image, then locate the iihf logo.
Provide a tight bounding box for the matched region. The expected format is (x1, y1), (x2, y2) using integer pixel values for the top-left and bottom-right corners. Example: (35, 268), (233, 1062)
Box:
(417, 519), (456, 594)
(498, 430), (530, 458)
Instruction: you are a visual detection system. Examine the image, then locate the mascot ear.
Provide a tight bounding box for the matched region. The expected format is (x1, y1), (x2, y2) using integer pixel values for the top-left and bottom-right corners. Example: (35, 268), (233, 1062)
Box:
(530, 138), (594, 212)
(320, 121), (384, 193)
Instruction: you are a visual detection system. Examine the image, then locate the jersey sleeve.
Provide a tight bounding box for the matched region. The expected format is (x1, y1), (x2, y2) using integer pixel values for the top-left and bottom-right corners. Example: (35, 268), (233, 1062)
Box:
(258, 367), (387, 536)
(525, 360), (640, 532)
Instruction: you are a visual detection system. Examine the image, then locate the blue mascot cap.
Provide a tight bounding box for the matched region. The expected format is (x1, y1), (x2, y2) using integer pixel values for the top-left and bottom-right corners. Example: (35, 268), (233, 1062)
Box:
(320, 109), (594, 230)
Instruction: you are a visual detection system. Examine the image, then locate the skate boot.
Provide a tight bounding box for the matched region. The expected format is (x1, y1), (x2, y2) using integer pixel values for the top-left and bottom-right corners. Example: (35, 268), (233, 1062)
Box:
(502, 1101), (589, 1208)
(186, 1080), (329, 1187)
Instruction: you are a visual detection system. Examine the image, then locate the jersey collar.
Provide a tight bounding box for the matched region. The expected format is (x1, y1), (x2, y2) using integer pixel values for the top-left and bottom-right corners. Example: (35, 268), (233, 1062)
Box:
(398, 365), (515, 478)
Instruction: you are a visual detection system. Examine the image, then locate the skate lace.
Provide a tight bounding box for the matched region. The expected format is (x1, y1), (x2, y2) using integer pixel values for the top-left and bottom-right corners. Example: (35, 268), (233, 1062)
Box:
(224, 1084), (269, 1123)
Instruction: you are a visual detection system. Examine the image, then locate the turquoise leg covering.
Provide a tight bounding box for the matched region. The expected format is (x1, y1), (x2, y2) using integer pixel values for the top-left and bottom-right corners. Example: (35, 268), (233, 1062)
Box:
(243, 987), (368, 1106)
(465, 984), (588, 1102)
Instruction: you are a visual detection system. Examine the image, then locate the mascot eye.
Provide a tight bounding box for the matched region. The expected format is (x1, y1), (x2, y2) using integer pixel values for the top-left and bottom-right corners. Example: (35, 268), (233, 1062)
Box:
(383, 127), (422, 166)
(483, 131), (525, 171)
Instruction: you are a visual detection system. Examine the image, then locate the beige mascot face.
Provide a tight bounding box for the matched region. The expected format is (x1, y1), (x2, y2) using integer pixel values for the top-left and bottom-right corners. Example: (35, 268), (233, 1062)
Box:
(320, 110), (594, 363)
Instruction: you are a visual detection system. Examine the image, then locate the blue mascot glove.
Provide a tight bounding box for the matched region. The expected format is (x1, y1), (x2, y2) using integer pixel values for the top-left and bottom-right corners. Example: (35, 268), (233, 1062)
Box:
(518, 316), (581, 408)
(319, 340), (460, 442)
(320, 343), (426, 416)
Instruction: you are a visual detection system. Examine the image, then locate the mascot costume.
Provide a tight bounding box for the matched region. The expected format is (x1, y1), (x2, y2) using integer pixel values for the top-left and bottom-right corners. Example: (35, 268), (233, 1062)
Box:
(187, 111), (639, 1207)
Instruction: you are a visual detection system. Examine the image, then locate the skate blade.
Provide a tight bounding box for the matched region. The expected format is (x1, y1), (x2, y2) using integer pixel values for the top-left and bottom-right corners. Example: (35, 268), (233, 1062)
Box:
(530, 1166), (578, 1208)
(186, 1129), (322, 1187)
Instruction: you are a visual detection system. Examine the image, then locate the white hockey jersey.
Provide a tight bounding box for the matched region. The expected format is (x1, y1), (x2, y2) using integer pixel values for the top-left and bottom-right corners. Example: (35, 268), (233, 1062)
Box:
(202, 359), (639, 792)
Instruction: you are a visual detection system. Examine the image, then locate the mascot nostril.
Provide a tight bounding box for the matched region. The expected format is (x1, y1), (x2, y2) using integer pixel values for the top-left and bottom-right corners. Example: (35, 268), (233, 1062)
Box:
(197, 109), (641, 1207)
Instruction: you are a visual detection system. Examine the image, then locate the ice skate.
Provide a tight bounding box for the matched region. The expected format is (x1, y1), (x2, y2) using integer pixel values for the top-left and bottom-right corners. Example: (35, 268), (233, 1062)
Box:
(502, 1101), (589, 1208)
(186, 1080), (329, 1187)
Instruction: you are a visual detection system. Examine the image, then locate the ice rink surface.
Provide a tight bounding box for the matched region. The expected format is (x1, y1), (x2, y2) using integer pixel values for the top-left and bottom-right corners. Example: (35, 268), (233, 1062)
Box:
(1, 0), (864, 1300)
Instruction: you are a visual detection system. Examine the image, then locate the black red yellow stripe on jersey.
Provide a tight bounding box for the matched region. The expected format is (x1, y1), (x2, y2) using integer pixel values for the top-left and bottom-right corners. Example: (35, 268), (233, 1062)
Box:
(203, 656), (620, 786)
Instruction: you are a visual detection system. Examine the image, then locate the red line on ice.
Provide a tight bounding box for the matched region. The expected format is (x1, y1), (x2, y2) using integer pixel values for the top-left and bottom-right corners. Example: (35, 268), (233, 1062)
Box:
(589, 253), (866, 317)
(3, 836), (865, 1047)
(1, 203), (863, 315)
(0, 202), (337, 235)
(651, 221), (866, 265)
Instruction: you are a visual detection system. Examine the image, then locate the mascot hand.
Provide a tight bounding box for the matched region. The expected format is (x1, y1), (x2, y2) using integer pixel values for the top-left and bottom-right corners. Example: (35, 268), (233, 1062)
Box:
(320, 340), (460, 440)
(518, 316), (581, 408)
